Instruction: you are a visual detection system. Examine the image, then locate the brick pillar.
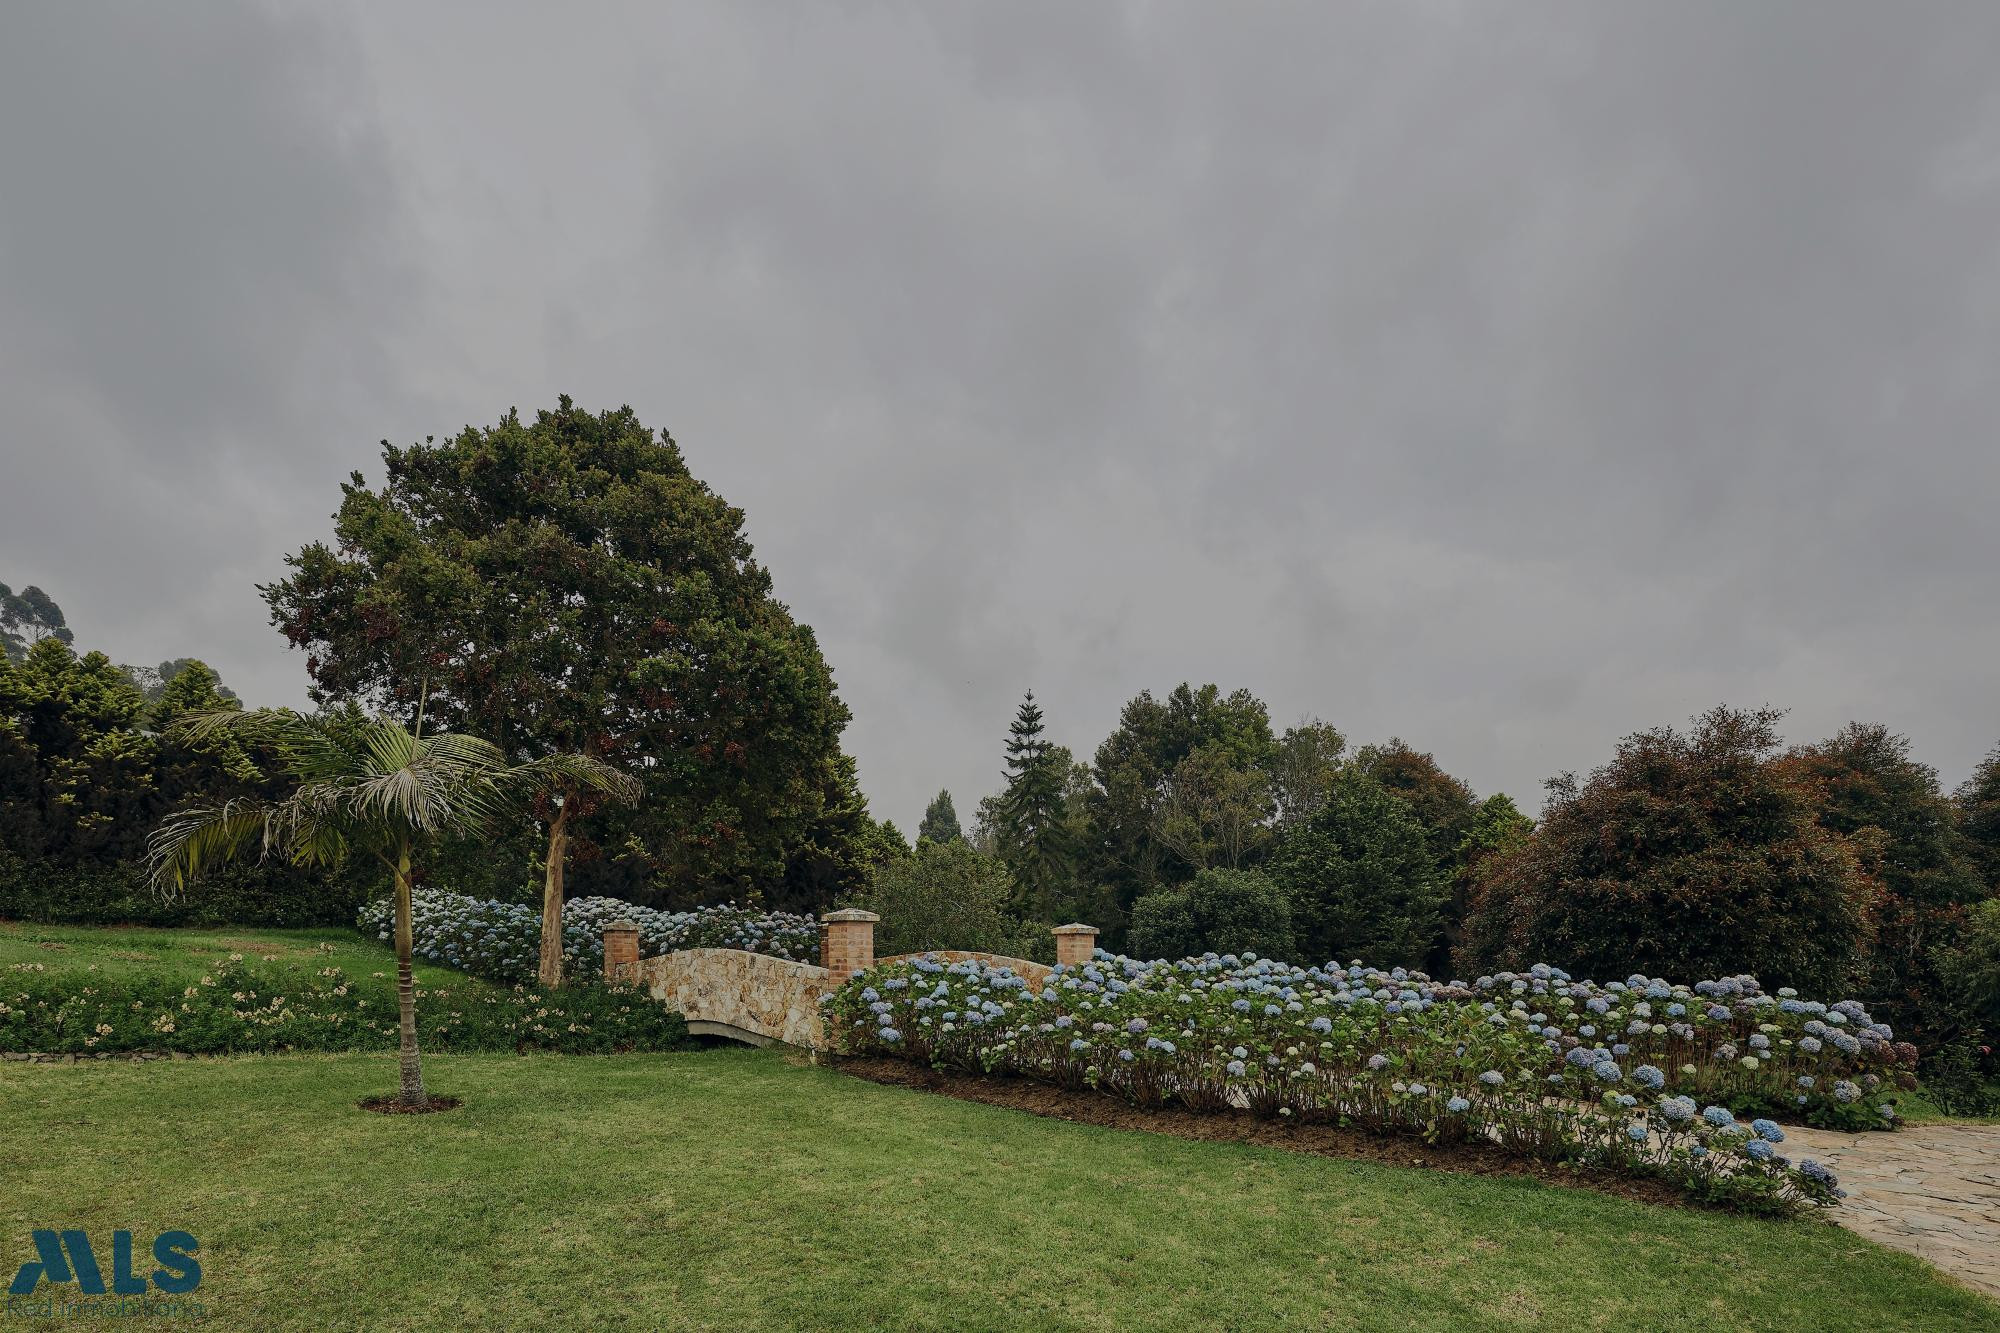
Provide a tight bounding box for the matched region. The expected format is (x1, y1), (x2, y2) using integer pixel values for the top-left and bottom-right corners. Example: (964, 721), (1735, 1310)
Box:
(1052, 923), (1098, 968)
(820, 908), (879, 982)
(603, 921), (640, 983)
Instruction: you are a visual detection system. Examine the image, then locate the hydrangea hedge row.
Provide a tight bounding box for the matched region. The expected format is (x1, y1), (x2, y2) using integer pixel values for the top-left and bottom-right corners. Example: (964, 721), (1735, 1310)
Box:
(0, 958), (686, 1056)
(358, 888), (820, 985)
(830, 951), (1915, 1214)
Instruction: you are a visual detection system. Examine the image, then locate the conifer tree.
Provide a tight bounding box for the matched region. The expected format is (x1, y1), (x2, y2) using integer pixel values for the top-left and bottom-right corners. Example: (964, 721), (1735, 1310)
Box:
(996, 691), (1071, 917)
(918, 789), (962, 845)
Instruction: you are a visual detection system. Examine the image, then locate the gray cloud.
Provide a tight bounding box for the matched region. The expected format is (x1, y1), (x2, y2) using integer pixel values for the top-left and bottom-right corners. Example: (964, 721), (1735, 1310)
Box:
(4, 1), (1997, 833)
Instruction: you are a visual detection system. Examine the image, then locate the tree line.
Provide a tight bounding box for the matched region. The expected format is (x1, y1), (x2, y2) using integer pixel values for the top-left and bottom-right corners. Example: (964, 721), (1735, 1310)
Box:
(5, 397), (1996, 1106)
(892, 694), (1999, 1107)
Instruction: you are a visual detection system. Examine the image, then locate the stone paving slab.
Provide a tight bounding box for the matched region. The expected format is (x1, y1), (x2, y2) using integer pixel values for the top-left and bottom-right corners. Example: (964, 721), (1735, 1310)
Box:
(1786, 1123), (2000, 1300)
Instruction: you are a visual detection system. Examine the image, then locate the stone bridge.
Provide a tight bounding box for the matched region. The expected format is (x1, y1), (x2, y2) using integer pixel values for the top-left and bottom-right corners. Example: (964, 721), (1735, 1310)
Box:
(604, 912), (1095, 1050)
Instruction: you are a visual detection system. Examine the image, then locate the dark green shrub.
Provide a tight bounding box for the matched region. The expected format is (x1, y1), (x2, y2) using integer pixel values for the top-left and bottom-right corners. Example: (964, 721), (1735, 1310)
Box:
(0, 958), (687, 1055)
(0, 852), (373, 928)
(1459, 708), (1873, 995)
(1266, 770), (1442, 969)
(849, 839), (1048, 962)
(1127, 868), (1294, 962)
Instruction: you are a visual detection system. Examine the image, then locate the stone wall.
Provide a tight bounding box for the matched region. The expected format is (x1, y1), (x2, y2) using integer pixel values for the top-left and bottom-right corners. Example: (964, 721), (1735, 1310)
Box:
(632, 947), (834, 1049)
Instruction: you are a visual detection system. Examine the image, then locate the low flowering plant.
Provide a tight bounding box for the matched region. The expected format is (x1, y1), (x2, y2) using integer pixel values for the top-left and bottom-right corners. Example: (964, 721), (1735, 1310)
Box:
(0, 958), (687, 1056)
(829, 950), (1902, 1215)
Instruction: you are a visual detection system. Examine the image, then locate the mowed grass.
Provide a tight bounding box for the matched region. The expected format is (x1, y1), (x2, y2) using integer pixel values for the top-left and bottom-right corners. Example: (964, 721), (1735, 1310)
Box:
(3, 1050), (1996, 1332)
(0, 920), (471, 988)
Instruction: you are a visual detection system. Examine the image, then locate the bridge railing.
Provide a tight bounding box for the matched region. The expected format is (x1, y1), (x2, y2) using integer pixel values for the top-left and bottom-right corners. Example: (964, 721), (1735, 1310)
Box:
(600, 911), (1102, 1050)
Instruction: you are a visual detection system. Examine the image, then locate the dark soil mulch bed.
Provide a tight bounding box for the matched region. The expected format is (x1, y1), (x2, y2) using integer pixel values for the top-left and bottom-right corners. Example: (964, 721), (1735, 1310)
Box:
(358, 1093), (463, 1115)
(836, 1055), (1692, 1209)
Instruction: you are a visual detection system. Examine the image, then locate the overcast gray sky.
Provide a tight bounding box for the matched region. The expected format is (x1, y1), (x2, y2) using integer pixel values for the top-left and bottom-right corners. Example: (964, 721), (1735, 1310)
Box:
(5, 2), (1998, 831)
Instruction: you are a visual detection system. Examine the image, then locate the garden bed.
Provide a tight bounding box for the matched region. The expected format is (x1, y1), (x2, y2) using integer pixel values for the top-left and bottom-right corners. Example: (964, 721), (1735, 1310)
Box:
(836, 1054), (1693, 1210)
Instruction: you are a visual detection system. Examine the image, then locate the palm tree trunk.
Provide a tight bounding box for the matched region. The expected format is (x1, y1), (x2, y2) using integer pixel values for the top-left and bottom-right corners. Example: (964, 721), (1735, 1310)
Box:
(538, 804), (569, 989)
(393, 848), (427, 1108)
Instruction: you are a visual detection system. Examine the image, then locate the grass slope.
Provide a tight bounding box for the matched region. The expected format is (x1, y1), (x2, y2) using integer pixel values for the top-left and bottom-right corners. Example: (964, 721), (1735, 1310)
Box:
(0, 921), (466, 987)
(2, 1049), (1995, 1332)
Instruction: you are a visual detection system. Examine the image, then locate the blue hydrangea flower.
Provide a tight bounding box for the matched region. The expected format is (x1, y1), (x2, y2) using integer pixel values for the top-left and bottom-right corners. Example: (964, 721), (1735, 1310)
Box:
(1701, 1105), (1734, 1128)
(1750, 1118), (1785, 1143)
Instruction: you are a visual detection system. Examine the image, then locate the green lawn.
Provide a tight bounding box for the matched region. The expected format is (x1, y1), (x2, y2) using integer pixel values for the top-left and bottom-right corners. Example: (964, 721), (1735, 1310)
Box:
(1893, 1084), (2000, 1126)
(3, 1049), (1996, 1332)
(0, 920), (468, 987)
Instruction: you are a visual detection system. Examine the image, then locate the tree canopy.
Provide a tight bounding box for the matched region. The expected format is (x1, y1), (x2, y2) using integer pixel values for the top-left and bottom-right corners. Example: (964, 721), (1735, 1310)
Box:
(1266, 768), (1443, 970)
(1957, 743), (2000, 893)
(261, 397), (860, 909)
(0, 583), (72, 662)
(1459, 707), (1874, 994)
(1783, 723), (1986, 1046)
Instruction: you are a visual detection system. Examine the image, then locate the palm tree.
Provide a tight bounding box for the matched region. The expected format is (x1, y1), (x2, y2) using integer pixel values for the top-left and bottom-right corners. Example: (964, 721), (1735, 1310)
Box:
(525, 755), (644, 989)
(147, 705), (632, 1108)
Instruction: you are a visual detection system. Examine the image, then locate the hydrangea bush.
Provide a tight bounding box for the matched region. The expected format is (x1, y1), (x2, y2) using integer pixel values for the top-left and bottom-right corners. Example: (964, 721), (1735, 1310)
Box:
(831, 951), (1912, 1214)
(0, 958), (686, 1056)
(358, 888), (820, 985)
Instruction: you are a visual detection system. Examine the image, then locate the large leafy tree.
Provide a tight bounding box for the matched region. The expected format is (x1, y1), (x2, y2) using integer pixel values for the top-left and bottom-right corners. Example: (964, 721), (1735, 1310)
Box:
(1154, 743), (1274, 871)
(122, 658), (239, 706)
(261, 398), (857, 910)
(994, 692), (1073, 917)
(1783, 723), (1986, 1046)
(0, 583), (73, 662)
(1353, 739), (1479, 880)
(775, 753), (905, 913)
(1266, 769), (1442, 969)
(1460, 707), (1874, 993)
(1440, 792), (1533, 973)
(1269, 720), (1347, 830)
(0, 638), (157, 861)
(148, 707), (627, 1107)
(1958, 743), (2000, 892)
(1084, 684), (1276, 920)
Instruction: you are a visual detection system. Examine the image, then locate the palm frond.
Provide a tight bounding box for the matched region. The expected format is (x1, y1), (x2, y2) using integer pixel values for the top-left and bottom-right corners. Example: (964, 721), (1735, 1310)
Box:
(167, 707), (287, 749)
(146, 798), (277, 897)
(417, 731), (510, 773)
(510, 752), (645, 806)
(359, 721), (419, 777)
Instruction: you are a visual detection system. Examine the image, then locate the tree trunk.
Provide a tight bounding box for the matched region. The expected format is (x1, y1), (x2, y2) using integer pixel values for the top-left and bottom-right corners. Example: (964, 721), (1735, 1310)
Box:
(538, 804), (570, 989)
(393, 849), (427, 1108)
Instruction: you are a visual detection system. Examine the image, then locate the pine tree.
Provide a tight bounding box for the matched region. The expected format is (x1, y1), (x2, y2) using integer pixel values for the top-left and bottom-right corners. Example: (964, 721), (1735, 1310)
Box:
(996, 691), (1071, 917)
(918, 789), (962, 845)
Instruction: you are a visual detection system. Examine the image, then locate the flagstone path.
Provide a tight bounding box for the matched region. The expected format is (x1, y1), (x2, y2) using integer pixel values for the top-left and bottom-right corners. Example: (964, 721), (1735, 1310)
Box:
(1786, 1121), (2000, 1300)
